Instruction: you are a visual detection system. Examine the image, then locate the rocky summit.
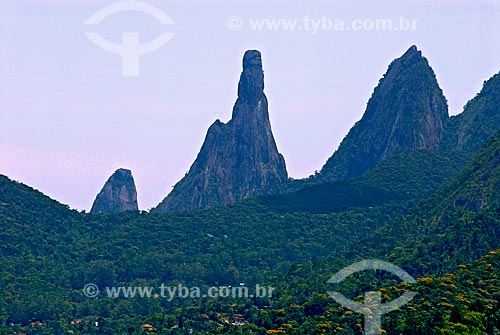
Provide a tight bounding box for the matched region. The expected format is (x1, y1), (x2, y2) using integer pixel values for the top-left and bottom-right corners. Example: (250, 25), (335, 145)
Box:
(90, 168), (138, 214)
(320, 45), (449, 181)
(154, 50), (287, 213)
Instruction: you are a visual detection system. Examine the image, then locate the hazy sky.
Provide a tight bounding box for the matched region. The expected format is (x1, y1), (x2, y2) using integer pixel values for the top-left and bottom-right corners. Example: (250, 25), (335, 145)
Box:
(1, 0), (500, 210)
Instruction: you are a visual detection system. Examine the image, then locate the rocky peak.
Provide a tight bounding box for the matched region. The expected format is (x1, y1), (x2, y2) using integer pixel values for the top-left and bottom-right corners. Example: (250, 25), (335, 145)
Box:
(238, 50), (264, 106)
(319, 45), (449, 181)
(403, 44), (419, 57)
(154, 50), (287, 213)
(90, 168), (138, 214)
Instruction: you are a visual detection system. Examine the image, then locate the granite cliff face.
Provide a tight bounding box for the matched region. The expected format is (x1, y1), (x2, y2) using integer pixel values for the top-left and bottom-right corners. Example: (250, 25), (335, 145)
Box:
(320, 45), (449, 181)
(154, 50), (287, 213)
(90, 168), (138, 214)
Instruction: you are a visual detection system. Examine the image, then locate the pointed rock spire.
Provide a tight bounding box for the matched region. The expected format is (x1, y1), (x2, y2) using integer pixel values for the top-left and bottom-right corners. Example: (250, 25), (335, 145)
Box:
(154, 50), (287, 213)
(91, 168), (138, 214)
(320, 45), (449, 181)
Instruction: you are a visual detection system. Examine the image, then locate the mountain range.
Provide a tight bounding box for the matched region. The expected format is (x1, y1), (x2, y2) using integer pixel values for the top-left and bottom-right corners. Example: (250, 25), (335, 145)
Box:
(2, 46), (500, 334)
(89, 45), (500, 213)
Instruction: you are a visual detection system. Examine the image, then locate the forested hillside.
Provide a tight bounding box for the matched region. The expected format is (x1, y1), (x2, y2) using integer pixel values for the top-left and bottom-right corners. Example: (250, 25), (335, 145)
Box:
(2, 130), (500, 334)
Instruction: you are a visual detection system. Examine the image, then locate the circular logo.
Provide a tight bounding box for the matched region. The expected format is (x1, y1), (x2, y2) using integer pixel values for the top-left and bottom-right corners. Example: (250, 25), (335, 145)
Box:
(226, 16), (244, 31)
(83, 283), (100, 298)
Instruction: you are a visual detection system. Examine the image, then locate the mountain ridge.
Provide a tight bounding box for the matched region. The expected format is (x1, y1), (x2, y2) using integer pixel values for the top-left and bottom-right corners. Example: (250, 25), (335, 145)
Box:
(441, 71), (500, 154)
(319, 45), (449, 182)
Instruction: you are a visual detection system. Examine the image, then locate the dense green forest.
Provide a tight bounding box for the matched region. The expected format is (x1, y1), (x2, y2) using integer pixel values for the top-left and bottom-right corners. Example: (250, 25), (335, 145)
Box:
(2, 130), (500, 334)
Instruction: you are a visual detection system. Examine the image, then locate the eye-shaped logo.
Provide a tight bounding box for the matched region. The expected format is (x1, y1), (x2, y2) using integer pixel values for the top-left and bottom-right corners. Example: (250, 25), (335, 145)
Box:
(327, 259), (416, 335)
(84, 1), (175, 76)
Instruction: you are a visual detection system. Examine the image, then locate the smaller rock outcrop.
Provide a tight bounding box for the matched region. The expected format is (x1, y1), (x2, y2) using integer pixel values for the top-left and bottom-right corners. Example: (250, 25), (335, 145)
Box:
(91, 168), (138, 214)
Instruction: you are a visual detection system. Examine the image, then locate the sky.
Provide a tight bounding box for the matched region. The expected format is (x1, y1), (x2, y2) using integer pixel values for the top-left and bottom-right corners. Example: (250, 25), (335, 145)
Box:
(1, 0), (500, 211)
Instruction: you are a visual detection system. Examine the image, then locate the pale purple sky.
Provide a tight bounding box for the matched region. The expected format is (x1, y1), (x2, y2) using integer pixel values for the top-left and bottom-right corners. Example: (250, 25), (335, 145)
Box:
(1, 0), (500, 210)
